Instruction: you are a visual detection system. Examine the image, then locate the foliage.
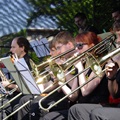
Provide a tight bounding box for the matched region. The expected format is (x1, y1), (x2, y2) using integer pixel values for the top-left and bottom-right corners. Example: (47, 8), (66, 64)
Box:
(0, 0), (120, 60)
(26, 0), (94, 35)
(26, 0), (120, 35)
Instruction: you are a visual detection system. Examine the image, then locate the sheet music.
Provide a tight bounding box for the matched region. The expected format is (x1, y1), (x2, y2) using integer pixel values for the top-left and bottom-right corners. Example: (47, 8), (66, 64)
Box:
(30, 38), (50, 57)
(14, 58), (41, 95)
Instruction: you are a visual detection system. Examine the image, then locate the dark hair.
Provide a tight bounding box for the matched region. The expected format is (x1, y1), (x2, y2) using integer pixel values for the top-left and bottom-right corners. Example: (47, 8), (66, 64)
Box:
(113, 20), (120, 31)
(112, 7), (120, 14)
(74, 12), (87, 20)
(14, 36), (30, 53)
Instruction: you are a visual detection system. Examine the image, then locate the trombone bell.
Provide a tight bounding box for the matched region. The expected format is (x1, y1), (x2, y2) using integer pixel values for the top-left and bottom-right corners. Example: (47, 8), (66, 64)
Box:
(86, 46), (120, 77)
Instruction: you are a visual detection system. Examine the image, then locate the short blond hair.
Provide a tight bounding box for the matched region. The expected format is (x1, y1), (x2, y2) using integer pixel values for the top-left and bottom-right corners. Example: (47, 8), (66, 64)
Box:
(54, 31), (75, 45)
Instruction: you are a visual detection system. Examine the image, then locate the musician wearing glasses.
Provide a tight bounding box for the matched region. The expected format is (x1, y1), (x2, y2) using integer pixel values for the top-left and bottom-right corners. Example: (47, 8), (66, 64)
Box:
(65, 20), (120, 120)
(16, 31), (78, 120)
(42, 31), (109, 120)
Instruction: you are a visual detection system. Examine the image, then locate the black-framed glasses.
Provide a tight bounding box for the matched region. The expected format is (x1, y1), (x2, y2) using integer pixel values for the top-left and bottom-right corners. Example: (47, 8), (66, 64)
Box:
(76, 43), (87, 49)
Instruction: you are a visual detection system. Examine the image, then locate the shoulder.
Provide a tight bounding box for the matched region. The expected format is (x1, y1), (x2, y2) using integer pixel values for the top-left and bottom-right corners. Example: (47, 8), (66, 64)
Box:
(87, 25), (99, 34)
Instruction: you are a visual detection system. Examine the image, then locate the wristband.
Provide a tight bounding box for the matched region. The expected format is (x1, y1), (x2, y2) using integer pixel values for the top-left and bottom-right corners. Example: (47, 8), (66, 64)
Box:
(106, 75), (116, 81)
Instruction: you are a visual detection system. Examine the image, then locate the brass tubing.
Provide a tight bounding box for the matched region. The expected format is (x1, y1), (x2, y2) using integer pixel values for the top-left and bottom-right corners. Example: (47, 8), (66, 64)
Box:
(3, 34), (116, 118)
(0, 92), (22, 110)
(35, 48), (75, 69)
(62, 34), (116, 71)
(3, 82), (58, 120)
(39, 75), (97, 111)
(39, 67), (90, 111)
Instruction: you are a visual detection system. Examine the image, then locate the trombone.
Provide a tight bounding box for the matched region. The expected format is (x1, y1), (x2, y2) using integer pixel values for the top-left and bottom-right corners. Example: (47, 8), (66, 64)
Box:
(38, 33), (118, 111)
(31, 34), (116, 84)
(3, 33), (117, 119)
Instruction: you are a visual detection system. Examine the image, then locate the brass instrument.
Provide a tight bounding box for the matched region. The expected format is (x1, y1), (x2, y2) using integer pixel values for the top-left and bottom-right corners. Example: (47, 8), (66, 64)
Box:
(86, 46), (120, 77)
(30, 47), (75, 76)
(3, 34), (117, 119)
(30, 34), (116, 84)
(31, 33), (114, 84)
(0, 69), (16, 99)
(0, 69), (22, 110)
(38, 34), (118, 111)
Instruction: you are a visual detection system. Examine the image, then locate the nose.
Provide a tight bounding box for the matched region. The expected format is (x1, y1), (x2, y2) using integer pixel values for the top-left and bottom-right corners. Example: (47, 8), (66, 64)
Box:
(10, 48), (14, 54)
(10, 48), (12, 51)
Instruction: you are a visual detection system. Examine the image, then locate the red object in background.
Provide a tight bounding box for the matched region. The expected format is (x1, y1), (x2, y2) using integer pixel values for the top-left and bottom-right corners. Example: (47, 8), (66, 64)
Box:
(109, 95), (120, 104)
(0, 63), (5, 68)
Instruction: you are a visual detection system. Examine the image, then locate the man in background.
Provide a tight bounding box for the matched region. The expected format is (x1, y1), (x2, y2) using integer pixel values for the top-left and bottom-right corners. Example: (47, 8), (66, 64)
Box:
(74, 12), (99, 34)
(112, 8), (120, 21)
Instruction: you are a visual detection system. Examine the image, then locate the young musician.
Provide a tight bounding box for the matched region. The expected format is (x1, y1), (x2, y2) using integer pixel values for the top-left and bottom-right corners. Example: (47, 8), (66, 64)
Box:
(43, 31), (109, 120)
(16, 31), (77, 120)
(67, 19), (120, 120)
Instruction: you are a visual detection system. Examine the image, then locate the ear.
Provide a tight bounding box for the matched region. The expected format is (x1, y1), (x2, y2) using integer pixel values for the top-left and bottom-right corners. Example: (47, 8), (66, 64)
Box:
(21, 46), (25, 52)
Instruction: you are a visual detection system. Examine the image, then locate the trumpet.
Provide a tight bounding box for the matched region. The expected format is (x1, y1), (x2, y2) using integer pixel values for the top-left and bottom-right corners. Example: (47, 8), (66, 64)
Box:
(38, 33), (118, 111)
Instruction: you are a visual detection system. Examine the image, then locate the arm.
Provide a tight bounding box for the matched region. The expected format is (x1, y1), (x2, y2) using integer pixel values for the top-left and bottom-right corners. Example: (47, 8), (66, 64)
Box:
(105, 62), (119, 98)
(1, 81), (19, 92)
(58, 72), (79, 102)
(75, 61), (102, 96)
(38, 80), (59, 93)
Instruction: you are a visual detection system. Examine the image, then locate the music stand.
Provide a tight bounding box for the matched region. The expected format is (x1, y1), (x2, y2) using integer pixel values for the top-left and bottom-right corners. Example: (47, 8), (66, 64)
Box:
(0, 57), (41, 95)
(14, 58), (41, 95)
(29, 37), (50, 58)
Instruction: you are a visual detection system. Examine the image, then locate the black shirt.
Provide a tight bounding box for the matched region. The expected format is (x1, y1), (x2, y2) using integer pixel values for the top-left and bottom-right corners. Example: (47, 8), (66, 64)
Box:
(84, 25), (100, 34)
(78, 70), (109, 104)
(23, 54), (32, 71)
(114, 69), (120, 98)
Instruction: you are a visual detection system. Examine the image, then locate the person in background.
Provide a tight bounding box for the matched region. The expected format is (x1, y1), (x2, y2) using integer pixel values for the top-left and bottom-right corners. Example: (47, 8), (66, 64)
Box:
(113, 20), (120, 45)
(74, 12), (99, 34)
(43, 31), (109, 120)
(112, 8), (120, 21)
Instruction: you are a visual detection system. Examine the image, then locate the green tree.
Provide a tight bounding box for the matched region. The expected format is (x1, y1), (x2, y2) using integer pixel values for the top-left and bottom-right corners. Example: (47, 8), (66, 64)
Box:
(26, 0), (120, 35)
(27, 0), (94, 35)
